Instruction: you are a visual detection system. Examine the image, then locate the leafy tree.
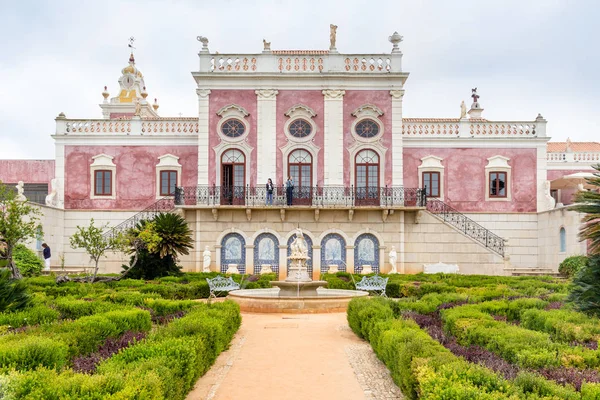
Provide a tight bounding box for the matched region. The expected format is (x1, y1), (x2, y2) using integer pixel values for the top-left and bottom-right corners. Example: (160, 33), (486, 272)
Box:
(0, 181), (42, 279)
(69, 218), (127, 282)
(0, 268), (31, 313)
(570, 164), (600, 255)
(568, 164), (600, 314)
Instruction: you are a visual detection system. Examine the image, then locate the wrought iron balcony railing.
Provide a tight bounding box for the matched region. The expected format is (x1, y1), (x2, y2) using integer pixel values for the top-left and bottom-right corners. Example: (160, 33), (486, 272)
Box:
(426, 199), (505, 257)
(174, 185), (426, 208)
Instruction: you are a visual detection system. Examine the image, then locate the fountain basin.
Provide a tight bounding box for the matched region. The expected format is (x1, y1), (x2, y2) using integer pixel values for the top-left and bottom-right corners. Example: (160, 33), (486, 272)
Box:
(227, 287), (368, 313)
(270, 280), (328, 296)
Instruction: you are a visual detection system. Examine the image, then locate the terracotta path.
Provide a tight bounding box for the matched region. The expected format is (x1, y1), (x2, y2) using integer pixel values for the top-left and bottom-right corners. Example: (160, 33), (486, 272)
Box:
(186, 312), (403, 400)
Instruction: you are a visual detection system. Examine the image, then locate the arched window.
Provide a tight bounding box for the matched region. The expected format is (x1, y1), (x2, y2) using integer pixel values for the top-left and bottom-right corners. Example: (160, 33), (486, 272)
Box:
(287, 233), (313, 276)
(355, 150), (380, 206)
(254, 233), (279, 275)
(559, 227), (566, 253)
(221, 233), (246, 273)
(354, 233), (380, 273)
(221, 149), (246, 205)
(321, 233), (346, 272)
(288, 149), (313, 205)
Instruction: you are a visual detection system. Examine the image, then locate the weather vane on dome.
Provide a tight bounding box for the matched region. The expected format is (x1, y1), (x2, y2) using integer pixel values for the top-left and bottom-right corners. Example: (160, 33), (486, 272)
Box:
(128, 37), (136, 50)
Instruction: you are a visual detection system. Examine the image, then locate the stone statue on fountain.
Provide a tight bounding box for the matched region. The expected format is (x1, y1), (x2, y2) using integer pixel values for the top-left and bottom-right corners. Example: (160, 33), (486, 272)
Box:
(290, 228), (308, 258)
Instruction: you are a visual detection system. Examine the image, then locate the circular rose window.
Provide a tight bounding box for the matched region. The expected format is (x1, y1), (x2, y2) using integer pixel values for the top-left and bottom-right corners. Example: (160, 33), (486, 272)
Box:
(288, 119), (313, 138)
(355, 119), (380, 138)
(221, 119), (246, 138)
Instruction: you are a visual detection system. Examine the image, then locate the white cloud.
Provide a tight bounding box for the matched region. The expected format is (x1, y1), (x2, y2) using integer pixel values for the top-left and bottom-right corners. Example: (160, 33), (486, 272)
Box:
(0, 0), (598, 160)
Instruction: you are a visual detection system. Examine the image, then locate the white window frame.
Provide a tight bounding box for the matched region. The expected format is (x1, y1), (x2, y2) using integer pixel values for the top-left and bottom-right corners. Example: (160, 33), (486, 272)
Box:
(90, 154), (116, 200)
(284, 104), (318, 143)
(418, 156), (445, 201)
(485, 155), (512, 202)
(156, 154), (182, 199)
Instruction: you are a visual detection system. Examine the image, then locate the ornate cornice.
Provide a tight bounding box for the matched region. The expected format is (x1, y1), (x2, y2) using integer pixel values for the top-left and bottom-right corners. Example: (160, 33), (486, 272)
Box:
(216, 104), (250, 117)
(389, 90), (405, 99)
(196, 89), (212, 98)
(351, 104), (384, 117)
(255, 89), (279, 99)
(284, 104), (317, 118)
(322, 89), (345, 99)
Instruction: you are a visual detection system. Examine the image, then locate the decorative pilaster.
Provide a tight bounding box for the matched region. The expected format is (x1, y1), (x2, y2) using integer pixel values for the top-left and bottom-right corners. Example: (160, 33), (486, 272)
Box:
(345, 245), (355, 273)
(322, 89), (345, 185)
(197, 89), (211, 185)
(312, 245), (321, 280)
(255, 89), (279, 184)
(278, 245), (288, 280)
(390, 90), (405, 186)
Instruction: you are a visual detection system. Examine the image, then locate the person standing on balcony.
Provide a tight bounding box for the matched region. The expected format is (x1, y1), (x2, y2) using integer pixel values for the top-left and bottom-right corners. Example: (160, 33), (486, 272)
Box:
(285, 176), (294, 206)
(266, 178), (274, 206)
(42, 243), (51, 271)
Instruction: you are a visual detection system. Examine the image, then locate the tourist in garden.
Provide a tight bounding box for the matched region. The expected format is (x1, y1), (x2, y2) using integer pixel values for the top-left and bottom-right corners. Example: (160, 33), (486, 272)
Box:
(285, 176), (294, 206)
(266, 178), (274, 206)
(41, 243), (51, 270)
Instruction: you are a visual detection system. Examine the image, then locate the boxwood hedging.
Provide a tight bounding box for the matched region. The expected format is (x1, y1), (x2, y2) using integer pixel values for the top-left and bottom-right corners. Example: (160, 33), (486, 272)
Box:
(2, 301), (241, 400)
(347, 297), (600, 400)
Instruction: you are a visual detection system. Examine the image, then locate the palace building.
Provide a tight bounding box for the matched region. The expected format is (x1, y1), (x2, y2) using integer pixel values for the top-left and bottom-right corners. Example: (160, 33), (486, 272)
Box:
(1, 30), (597, 277)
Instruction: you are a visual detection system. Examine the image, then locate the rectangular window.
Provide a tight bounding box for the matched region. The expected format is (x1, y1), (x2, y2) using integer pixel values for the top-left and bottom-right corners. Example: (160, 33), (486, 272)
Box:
(94, 170), (112, 196)
(160, 170), (178, 196)
(489, 172), (507, 198)
(422, 172), (440, 197)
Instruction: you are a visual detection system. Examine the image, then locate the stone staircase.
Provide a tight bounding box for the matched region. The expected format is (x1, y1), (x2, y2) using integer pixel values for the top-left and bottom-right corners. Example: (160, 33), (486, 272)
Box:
(426, 199), (505, 258)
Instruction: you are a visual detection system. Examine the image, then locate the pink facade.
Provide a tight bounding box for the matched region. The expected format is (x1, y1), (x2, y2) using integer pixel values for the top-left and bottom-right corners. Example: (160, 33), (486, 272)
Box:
(275, 91), (324, 186)
(64, 146), (198, 209)
(0, 160), (55, 186)
(208, 90), (257, 186)
(403, 148), (537, 212)
(343, 91), (392, 186)
(547, 169), (593, 205)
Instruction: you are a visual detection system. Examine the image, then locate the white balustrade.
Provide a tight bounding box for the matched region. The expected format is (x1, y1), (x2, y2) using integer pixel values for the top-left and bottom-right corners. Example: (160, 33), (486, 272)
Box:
(547, 152), (600, 163)
(56, 119), (199, 135)
(470, 121), (537, 137)
(203, 52), (396, 74)
(402, 120), (460, 137)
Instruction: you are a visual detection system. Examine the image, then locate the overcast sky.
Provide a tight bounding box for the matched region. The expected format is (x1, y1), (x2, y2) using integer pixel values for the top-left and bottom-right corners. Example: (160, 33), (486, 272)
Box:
(0, 0), (598, 160)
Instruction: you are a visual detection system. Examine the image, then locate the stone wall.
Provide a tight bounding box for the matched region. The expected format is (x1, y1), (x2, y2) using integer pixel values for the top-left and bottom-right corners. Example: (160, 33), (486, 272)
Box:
(404, 211), (506, 275)
(464, 213), (538, 269)
(537, 207), (586, 270)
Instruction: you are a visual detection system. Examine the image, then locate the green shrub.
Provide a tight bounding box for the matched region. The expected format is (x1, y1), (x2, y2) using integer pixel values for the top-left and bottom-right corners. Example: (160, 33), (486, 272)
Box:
(569, 255), (600, 317)
(0, 268), (31, 313)
(347, 297), (393, 340)
(143, 298), (197, 316)
(13, 244), (44, 277)
(559, 255), (588, 278)
(0, 304), (59, 328)
(0, 336), (69, 371)
(521, 308), (600, 343)
(54, 298), (126, 319)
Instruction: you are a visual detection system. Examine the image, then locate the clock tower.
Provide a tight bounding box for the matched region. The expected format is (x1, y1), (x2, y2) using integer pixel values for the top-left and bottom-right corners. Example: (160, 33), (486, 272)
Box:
(99, 52), (160, 119)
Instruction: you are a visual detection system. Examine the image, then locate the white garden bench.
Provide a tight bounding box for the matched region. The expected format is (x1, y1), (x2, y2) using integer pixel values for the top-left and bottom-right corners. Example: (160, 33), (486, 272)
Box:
(353, 274), (389, 297)
(206, 275), (241, 298)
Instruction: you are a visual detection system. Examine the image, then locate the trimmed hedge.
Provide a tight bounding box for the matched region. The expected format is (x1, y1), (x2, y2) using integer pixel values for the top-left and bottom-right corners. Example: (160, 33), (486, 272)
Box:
(347, 297), (579, 399)
(520, 308), (600, 343)
(0, 305), (59, 328)
(3, 301), (242, 400)
(441, 303), (600, 369)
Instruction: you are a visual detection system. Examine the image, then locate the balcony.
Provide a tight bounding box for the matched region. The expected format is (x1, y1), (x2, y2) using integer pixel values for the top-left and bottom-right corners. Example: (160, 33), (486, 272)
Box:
(174, 185), (426, 209)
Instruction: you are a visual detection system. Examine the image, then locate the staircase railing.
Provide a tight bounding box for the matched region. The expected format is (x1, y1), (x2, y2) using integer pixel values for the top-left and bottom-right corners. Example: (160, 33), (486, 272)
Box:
(426, 199), (505, 257)
(102, 196), (175, 240)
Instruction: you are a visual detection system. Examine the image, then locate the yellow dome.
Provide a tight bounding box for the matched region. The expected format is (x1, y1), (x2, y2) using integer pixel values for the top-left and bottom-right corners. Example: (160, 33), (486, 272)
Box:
(121, 53), (142, 76)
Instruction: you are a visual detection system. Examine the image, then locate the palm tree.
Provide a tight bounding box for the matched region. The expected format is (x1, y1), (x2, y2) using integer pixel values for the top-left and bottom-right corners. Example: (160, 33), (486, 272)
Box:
(151, 213), (193, 260)
(570, 164), (600, 255)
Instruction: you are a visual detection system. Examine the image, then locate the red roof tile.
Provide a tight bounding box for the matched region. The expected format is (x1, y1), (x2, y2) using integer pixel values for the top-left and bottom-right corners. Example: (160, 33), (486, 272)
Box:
(547, 142), (600, 152)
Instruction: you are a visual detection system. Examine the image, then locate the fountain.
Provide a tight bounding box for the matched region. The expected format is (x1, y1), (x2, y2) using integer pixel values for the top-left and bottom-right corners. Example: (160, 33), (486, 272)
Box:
(227, 228), (368, 313)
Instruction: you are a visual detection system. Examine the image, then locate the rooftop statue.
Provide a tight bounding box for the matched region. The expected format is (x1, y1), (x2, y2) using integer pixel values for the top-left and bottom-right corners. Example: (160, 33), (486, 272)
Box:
(329, 24), (338, 50)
